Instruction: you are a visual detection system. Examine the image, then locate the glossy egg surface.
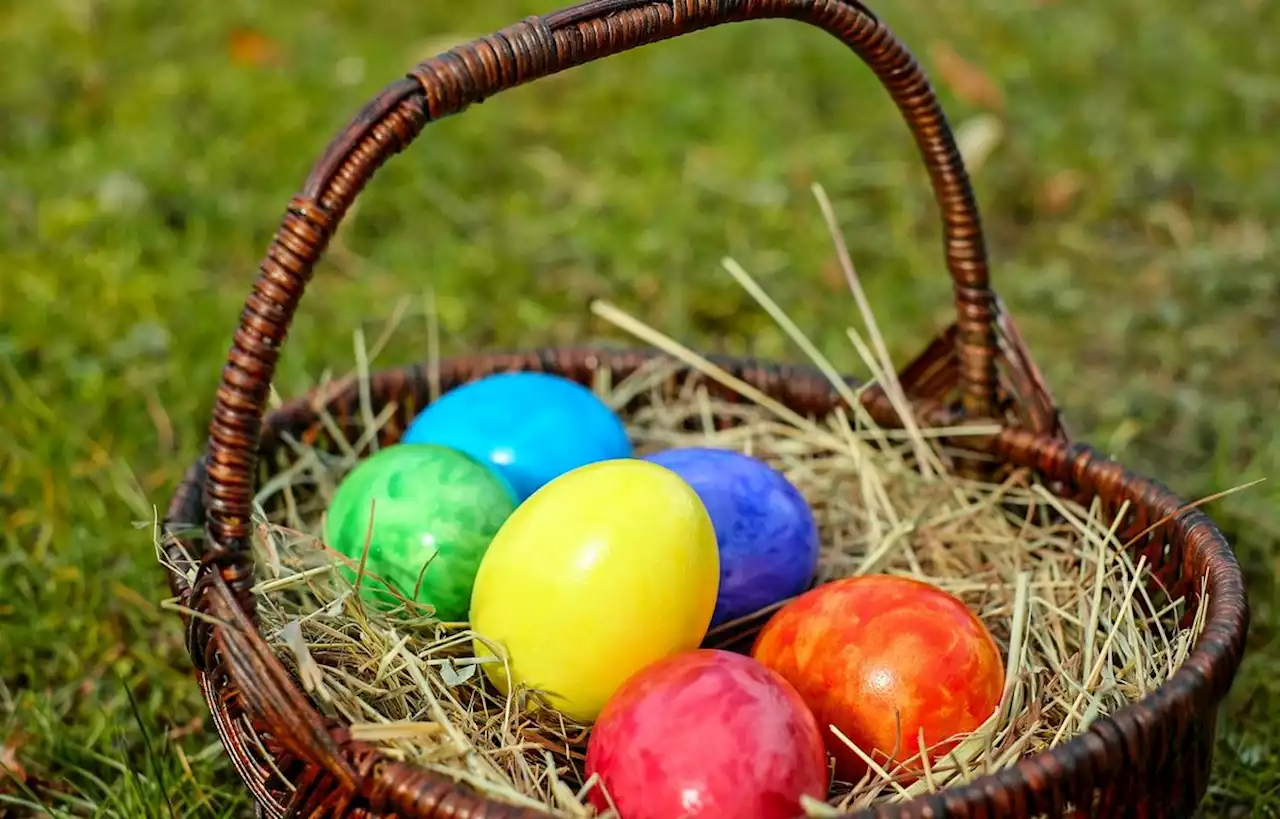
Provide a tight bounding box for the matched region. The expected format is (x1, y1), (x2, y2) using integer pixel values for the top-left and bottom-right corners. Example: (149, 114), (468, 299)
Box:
(323, 443), (518, 621)
(751, 574), (1004, 781)
(585, 649), (828, 819)
(642, 446), (819, 626)
(469, 459), (719, 722)
(401, 372), (632, 501)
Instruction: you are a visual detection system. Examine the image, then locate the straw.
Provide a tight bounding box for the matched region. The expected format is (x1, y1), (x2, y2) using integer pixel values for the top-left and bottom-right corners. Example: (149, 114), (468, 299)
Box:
(155, 196), (1220, 817)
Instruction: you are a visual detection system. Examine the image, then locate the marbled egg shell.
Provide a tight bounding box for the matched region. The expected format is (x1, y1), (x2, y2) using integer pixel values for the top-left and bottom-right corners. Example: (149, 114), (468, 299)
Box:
(643, 447), (819, 625)
(469, 459), (719, 722)
(324, 443), (517, 621)
(401, 372), (632, 501)
(585, 649), (828, 819)
(752, 575), (1005, 782)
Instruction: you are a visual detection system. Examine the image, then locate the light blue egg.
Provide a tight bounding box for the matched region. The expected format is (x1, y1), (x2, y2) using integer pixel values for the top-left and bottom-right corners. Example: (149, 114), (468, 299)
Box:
(642, 447), (820, 627)
(402, 372), (632, 501)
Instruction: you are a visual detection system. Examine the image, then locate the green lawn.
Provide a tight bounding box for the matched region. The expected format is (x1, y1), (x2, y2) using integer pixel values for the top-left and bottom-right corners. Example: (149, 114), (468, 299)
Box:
(1, 0), (1277, 815)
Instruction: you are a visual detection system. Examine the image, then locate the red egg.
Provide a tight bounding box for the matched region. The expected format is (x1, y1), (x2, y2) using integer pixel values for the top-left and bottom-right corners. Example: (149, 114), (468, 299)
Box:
(751, 575), (1004, 782)
(585, 649), (828, 819)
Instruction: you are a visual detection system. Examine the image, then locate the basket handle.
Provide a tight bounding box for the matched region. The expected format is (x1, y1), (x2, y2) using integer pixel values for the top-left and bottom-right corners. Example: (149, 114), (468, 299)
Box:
(194, 0), (998, 624)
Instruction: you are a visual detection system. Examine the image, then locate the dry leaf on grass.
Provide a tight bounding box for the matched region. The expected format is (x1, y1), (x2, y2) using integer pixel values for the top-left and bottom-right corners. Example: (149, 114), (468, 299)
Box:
(0, 736), (28, 791)
(227, 26), (283, 68)
(1040, 169), (1086, 215)
(929, 41), (1006, 112)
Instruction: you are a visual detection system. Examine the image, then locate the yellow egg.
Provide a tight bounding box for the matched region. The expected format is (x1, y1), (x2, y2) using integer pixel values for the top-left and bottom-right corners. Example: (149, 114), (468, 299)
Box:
(469, 458), (720, 722)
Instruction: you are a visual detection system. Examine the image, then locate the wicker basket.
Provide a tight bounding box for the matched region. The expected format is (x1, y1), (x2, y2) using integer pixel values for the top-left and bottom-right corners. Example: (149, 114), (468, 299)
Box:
(161, 1), (1249, 816)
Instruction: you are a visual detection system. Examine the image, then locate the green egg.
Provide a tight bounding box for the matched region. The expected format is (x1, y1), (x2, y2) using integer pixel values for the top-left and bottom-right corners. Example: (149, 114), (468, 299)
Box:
(324, 443), (518, 620)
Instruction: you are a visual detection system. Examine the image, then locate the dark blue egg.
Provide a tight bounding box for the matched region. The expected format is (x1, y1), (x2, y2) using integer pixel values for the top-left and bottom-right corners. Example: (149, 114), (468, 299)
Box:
(401, 372), (632, 501)
(642, 447), (819, 626)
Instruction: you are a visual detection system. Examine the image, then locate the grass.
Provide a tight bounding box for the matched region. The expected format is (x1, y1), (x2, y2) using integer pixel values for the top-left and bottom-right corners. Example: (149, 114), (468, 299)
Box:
(0, 0), (1276, 815)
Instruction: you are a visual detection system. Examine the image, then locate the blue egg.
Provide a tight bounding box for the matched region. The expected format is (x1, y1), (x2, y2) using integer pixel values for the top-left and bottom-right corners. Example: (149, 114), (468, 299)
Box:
(642, 447), (819, 627)
(402, 372), (632, 501)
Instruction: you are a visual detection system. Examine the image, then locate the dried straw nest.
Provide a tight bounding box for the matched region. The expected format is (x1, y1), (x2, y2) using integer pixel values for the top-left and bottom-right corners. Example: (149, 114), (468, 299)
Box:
(158, 200), (1208, 818)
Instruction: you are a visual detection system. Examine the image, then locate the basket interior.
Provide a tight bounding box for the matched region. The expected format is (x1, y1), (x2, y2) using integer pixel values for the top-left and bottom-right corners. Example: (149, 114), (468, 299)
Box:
(210, 351), (1210, 816)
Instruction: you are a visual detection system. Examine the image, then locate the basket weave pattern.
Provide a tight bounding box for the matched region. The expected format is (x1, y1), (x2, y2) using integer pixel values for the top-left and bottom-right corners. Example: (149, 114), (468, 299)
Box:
(161, 2), (1249, 816)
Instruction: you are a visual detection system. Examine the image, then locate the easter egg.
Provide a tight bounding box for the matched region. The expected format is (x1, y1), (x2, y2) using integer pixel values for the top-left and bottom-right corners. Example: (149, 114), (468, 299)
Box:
(323, 443), (517, 621)
(585, 650), (828, 819)
(401, 372), (632, 501)
(751, 575), (1004, 781)
(642, 447), (819, 626)
(469, 459), (719, 722)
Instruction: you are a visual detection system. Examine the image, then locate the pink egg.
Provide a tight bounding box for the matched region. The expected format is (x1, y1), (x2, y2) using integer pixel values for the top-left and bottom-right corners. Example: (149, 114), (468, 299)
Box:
(585, 649), (828, 819)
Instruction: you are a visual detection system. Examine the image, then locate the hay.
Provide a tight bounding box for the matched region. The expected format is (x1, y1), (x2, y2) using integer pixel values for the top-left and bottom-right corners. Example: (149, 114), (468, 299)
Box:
(159, 186), (1209, 817)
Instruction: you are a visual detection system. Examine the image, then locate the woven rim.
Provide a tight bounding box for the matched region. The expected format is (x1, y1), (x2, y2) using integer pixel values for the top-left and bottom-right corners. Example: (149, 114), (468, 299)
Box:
(159, 0), (1250, 815)
(165, 348), (1248, 818)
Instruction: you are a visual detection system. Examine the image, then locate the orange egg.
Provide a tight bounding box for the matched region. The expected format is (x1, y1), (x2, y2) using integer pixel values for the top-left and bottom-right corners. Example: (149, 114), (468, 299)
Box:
(751, 574), (1004, 781)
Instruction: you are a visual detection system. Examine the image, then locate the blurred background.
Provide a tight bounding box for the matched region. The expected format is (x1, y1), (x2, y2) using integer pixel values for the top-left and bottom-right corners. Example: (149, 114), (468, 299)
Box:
(0, 0), (1276, 814)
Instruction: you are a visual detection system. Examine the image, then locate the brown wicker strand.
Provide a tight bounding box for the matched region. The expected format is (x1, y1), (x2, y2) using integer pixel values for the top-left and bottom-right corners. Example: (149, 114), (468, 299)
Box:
(364, 760), (548, 819)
